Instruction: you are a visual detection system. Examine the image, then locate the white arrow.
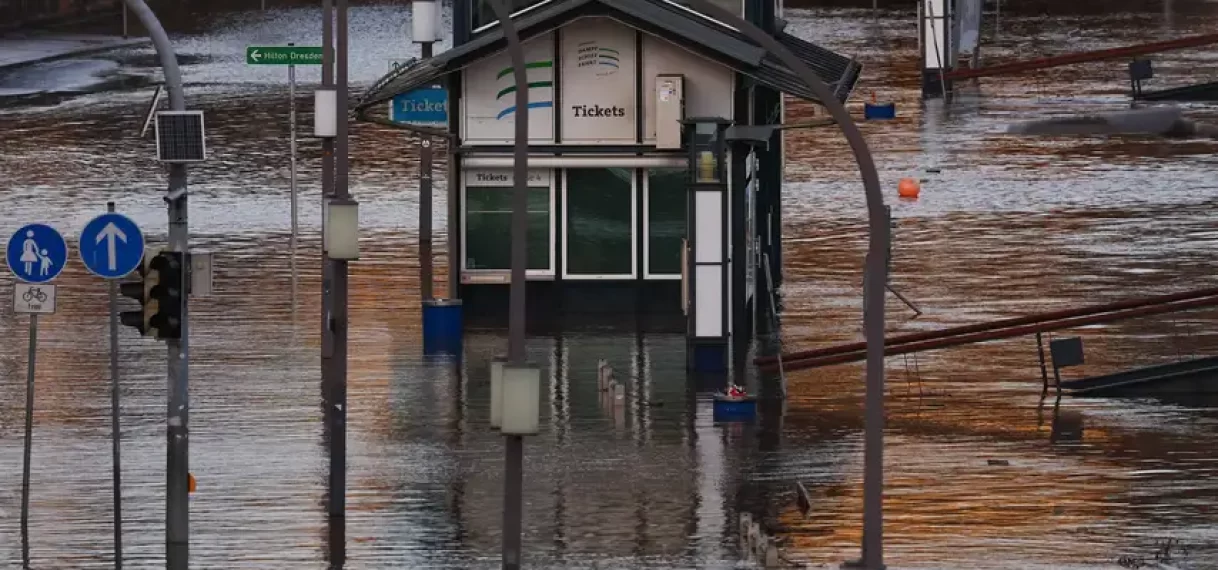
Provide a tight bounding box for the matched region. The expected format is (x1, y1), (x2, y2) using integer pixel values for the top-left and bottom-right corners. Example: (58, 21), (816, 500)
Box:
(96, 222), (128, 272)
(251, 49), (262, 62)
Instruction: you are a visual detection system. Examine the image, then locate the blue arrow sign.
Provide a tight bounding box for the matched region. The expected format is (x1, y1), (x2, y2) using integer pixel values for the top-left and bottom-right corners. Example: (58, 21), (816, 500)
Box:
(6, 223), (68, 283)
(79, 213), (145, 279)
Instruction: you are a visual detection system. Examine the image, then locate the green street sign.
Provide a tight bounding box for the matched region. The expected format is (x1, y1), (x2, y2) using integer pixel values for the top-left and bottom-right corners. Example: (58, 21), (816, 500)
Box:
(246, 46), (324, 65)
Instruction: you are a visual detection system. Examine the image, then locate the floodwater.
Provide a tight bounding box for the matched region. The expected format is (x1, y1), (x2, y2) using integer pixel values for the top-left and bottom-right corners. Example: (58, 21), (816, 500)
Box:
(2, 1), (1218, 568)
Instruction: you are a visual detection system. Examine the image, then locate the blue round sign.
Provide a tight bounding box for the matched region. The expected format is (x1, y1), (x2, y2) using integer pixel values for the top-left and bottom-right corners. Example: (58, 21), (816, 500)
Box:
(79, 213), (146, 279)
(6, 224), (68, 283)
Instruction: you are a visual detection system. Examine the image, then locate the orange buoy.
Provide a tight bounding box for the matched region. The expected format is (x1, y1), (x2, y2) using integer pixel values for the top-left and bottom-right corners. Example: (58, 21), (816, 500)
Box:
(188, 473), (196, 494)
(897, 178), (921, 199)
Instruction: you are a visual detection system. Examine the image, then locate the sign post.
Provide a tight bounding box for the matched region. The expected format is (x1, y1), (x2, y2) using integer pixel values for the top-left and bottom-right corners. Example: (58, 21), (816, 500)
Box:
(247, 44), (323, 292)
(388, 53), (453, 352)
(80, 205), (146, 570)
(6, 222), (67, 570)
(288, 43), (299, 299)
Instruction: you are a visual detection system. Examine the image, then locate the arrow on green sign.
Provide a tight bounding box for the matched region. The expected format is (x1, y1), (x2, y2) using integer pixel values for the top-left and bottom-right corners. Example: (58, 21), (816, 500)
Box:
(246, 46), (324, 65)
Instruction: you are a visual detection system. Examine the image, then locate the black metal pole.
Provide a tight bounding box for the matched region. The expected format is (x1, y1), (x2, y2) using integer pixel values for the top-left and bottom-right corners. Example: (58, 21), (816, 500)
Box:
(483, 1), (529, 568)
(322, 0), (346, 566)
(330, 3), (351, 564)
(321, 0), (335, 421)
(420, 40), (435, 302)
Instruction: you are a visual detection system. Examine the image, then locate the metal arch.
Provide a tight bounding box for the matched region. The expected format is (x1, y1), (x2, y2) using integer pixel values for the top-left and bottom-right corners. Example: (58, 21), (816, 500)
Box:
(676, 1), (890, 568)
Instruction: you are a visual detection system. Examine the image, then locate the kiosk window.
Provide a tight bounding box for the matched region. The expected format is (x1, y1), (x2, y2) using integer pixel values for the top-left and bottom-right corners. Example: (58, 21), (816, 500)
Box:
(565, 168), (634, 276)
(647, 168), (686, 276)
(465, 186), (551, 271)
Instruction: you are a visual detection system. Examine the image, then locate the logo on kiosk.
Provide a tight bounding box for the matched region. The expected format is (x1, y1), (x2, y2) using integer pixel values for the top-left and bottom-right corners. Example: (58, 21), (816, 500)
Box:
(576, 41), (619, 77)
(494, 60), (554, 120)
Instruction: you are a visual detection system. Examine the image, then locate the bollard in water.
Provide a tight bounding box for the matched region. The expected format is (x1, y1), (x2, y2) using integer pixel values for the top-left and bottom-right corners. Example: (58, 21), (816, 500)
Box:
(763, 538), (781, 568)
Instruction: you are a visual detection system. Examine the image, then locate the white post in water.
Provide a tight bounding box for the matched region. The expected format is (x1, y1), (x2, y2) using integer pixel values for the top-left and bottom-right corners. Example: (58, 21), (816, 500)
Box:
(921, 0), (953, 98)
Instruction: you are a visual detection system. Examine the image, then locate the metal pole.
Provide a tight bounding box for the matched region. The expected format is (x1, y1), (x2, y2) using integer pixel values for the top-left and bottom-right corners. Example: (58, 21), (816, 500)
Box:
(122, 4), (128, 39)
(164, 162), (190, 570)
(1036, 332), (1050, 396)
(419, 40), (434, 302)
(320, 0), (342, 563)
(483, 1), (528, 567)
(329, 0), (350, 563)
(107, 201), (124, 570)
(679, 1), (888, 567)
(289, 43), (299, 296)
(21, 314), (37, 570)
(321, 0), (335, 402)
(115, 3), (190, 568)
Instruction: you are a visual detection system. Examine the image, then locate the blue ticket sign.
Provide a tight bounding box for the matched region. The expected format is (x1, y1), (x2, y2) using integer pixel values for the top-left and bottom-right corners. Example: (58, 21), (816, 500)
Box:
(390, 86), (448, 126)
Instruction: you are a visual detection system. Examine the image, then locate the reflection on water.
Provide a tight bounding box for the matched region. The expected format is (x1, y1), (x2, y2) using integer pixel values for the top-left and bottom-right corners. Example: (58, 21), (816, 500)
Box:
(3, 2), (1218, 569)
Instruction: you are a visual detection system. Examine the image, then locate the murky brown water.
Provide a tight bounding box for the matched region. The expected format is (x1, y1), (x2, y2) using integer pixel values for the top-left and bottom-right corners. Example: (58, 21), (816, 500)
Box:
(2, 2), (1218, 569)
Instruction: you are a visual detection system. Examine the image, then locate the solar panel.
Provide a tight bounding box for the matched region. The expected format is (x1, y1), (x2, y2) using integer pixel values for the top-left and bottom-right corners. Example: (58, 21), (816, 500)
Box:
(155, 111), (207, 162)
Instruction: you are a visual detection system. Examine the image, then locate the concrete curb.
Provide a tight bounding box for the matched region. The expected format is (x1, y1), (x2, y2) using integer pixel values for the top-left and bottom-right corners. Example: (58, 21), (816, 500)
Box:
(0, 37), (151, 73)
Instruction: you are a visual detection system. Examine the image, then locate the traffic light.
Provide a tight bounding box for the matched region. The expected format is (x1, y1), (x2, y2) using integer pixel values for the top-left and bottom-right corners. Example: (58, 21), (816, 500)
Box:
(117, 249), (184, 340)
(147, 251), (183, 340)
(119, 252), (154, 336)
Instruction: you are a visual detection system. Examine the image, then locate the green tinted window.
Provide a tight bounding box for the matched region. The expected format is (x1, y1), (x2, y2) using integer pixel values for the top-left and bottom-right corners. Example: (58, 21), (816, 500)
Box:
(565, 168), (633, 276)
(466, 187), (550, 271)
(646, 169), (686, 276)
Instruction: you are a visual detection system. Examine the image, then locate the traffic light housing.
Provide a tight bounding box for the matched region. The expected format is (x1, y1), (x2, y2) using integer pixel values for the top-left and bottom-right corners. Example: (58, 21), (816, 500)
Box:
(118, 249), (183, 340)
(119, 252), (154, 336)
(147, 251), (183, 340)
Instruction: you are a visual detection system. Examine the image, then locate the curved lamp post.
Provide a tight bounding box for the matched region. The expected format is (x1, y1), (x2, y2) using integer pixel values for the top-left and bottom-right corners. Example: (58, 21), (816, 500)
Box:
(120, 2), (192, 570)
(480, 1), (532, 569)
(676, 2), (889, 568)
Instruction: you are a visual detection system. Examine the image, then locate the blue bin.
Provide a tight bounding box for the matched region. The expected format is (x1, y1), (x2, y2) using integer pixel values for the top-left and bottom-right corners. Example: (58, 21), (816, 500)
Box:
(422, 299), (464, 355)
(863, 102), (896, 120)
(712, 395), (758, 422)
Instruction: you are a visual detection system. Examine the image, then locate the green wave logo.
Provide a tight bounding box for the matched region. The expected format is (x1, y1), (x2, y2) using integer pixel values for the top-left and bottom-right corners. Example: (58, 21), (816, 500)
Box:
(495, 60), (554, 120)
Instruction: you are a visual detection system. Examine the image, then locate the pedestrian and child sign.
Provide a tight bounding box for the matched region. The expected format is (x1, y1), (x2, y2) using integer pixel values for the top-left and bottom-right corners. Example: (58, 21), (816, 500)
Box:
(246, 46), (324, 65)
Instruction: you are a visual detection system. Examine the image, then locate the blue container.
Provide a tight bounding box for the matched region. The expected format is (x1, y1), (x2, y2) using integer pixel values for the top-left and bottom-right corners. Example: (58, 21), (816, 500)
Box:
(863, 102), (896, 120)
(712, 395), (758, 422)
(422, 299), (464, 355)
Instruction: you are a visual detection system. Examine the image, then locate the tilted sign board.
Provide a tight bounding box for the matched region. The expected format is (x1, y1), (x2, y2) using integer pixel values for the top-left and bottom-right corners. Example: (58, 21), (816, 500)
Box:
(388, 59), (448, 127)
